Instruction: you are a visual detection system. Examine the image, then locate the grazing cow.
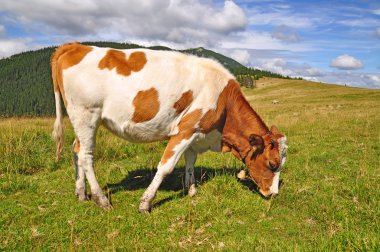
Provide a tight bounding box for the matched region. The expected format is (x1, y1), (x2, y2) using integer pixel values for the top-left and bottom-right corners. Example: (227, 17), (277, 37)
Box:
(51, 43), (287, 212)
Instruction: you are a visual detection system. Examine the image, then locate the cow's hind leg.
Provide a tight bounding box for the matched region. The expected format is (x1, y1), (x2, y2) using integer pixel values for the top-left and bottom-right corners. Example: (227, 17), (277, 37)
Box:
(70, 108), (112, 209)
(184, 148), (197, 197)
(139, 133), (199, 213)
(73, 137), (88, 201)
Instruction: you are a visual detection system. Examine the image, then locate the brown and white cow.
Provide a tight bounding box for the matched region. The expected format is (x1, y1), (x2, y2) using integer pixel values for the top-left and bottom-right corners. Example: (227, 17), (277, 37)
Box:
(51, 42), (287, 212)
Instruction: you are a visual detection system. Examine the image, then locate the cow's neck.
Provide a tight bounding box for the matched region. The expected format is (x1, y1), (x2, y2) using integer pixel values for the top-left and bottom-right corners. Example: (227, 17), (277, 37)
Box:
(221, 81), (269, 156)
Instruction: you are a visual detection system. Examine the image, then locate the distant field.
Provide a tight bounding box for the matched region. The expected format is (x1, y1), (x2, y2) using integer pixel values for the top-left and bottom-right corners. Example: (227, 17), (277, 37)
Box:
(1, 79), (379, 251)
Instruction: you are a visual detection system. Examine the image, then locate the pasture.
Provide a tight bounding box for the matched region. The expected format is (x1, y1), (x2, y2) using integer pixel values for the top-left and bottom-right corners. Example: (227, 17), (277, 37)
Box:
(1, 78), (379, 251)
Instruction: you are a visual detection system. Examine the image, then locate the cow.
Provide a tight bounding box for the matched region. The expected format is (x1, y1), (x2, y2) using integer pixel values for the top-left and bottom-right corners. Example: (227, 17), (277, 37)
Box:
(51, 43), (287, 212)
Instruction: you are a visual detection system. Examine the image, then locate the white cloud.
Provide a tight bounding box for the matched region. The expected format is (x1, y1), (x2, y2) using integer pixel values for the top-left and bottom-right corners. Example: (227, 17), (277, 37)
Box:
(260, 58), (294, 76)
(0, 25), (5, 35)
(0, 38), (30, 58)
(369, 75), (380, 84)
(256, 58), (325, 79)
(271, 25), (300, 43)
(304, 66), (324, 77)
(220, 31), (312, 52)
(250, 56), (379, 88)
(0, 0), (247, 47)
(303, 76), (321, 82)
(358, 74), (380, 87)
(374, 28), (380, 39)
(372, 9), (380, 15)
(229, 49), (251, 65)
(202, 1), (248, 33)
(321, 72), (380, 88)
(338, 18), (380, 27)
(247, 10), (315, 28)
(330, 55), (364, 70)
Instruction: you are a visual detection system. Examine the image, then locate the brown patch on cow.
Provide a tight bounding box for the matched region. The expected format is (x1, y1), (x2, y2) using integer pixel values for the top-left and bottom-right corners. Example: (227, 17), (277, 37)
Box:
(51, 42), (93, 106)
(98, 49), (147, 76)
(199, 79), (238, 133)
(74, 137), (80, 154)
(173, 90), (193, 114)
(160, 109), (202, 165)
(127, 51), (147, 72)
(131, 88), (160, 123)
(201, 79), (268, 156)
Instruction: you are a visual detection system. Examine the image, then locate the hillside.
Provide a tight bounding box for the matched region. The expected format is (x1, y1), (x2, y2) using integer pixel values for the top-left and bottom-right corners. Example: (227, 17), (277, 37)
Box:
(1, 78), (379, 250)
(0, 42), (287, 117)
(182, 47), (245, 69)
(0, 47), (56, 116)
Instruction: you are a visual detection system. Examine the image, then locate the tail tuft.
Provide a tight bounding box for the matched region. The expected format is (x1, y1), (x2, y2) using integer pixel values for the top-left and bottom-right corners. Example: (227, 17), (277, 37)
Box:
(52, 112), (64, 161)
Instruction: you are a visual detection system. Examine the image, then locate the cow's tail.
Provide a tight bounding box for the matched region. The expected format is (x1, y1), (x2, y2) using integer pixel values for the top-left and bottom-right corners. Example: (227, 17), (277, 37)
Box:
(52, 91), (64, 162)
(51, 46), (66, 162)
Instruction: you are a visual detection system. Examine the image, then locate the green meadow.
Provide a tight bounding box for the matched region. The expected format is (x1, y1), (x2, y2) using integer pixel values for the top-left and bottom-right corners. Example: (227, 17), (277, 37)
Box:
(1, 78), (379, 251)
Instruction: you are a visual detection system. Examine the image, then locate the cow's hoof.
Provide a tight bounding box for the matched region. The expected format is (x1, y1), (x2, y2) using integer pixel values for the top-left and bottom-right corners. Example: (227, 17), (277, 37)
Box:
(77, 193), (89, 202)
(188, 184), (197, 197)
(76, 187), (89, 201)
(138, 202), (150, 214)
(92, 193), (112, 210)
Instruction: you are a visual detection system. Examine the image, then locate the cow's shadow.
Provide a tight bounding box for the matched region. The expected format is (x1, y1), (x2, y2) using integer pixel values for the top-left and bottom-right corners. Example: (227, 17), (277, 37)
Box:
(106, 166), (261, 209)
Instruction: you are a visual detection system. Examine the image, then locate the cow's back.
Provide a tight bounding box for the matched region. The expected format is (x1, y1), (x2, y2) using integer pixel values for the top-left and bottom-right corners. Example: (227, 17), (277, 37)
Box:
(58, 44), (234, 142)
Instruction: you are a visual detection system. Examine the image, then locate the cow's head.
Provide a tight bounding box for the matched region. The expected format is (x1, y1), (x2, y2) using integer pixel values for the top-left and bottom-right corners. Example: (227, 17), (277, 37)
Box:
(243, 125), (287, 198)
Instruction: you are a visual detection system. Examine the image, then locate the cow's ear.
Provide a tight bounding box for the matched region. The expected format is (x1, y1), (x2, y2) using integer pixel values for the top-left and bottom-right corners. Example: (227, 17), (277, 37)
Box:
(249, 134), (264, 152)
(270, 125), (279, 134)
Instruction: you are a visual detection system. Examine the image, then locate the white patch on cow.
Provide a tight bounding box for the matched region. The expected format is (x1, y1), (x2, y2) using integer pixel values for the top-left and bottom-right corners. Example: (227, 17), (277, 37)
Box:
(190, 130), (222, 153)
(169, 126), (179, 136)
(270, 171), (280, 194)
(268, 136), (287, 195)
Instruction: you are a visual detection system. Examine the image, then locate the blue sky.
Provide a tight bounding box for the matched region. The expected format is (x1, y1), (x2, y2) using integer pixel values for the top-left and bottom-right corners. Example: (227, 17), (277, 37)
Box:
(0, 0), (379, 88)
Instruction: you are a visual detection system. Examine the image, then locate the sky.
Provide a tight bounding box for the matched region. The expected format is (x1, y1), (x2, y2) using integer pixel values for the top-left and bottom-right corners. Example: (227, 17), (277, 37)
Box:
(0, 0), (379, 88)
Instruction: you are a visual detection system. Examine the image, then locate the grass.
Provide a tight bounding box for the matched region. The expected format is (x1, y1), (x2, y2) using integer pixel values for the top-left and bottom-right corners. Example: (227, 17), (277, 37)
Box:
(1, 78), (380, 251)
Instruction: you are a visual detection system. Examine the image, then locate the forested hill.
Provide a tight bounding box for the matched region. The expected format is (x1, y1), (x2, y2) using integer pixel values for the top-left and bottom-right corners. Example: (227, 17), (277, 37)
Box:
(0, 41), (287, 117)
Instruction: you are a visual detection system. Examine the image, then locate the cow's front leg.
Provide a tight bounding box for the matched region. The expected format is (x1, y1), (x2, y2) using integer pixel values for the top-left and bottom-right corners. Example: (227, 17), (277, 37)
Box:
(184, 148), (197, 197)
(139, 133), (198, 213)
